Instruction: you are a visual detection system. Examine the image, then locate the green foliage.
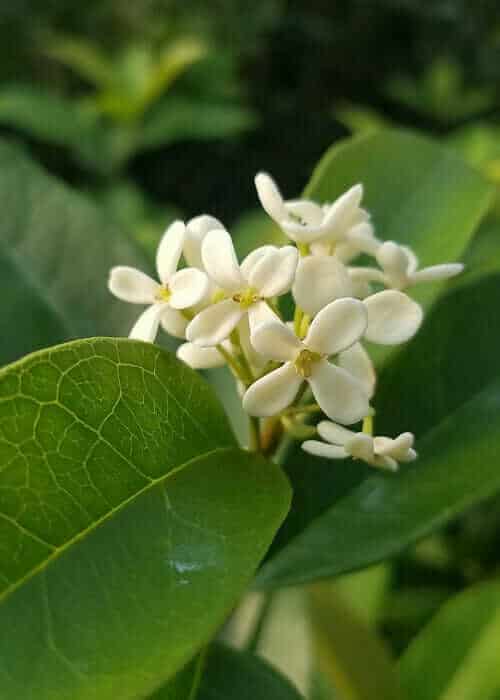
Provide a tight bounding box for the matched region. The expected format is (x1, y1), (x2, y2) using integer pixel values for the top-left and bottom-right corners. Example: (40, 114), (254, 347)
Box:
(399, 583), (500, 700)
(153, 643), (304, 699)
(0, 139), (148, 366)
(0, 338), (291, 698)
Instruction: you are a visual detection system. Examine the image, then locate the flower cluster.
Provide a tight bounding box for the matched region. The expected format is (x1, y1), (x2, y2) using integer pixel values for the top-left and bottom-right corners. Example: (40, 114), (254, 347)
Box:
(109, 173), (463, 471)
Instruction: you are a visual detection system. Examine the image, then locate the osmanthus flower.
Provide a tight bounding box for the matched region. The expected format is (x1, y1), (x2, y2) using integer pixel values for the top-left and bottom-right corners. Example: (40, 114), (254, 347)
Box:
(350, 240), (464, 293)
(255, 172), (369, 245)
(302, 421), (417, 472)
(186, 229), (298, 346)
(242, 298), (371, 424)
(108, 221), (208, 342)
(183, 214), (224, 269)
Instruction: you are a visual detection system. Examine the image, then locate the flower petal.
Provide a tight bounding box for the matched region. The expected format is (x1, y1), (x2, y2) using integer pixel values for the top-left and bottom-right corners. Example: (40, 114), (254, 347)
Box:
(202, 229), (244, 291)
(293, 256), (352, 315)
(242, 362), (302, 417)
(160, 306), (188, 339)
(184, 215), (224, 268)
(375, 241), (411, 288)
(108, 266), (158, 304)
(129, 304), (164, 342)
(250, 320), (302, 362)
(255, 172), (287, 221)
(338, 342), (376, 398)
(285, 200), (324, 226)
(168, 268), (209, 309)
(317, 420), (355, 446)
(345, 433), (375, 463)
(308, 359), (370, 424)
(346, 222), (380, 256)
(411, 263), (464, 284)
(374, 432), (416, 461)
(247, 300), (280, 334)
(301, 440), (348, 459)
(305, 298), (367, 356)
(177, 342), (226, 369)
(364, 290), (423, 345)
(249, 246), (298, 297)
(156, 220), (186, 283)
(241, 245), (277, 280)
(321, 184), (364, 237)
(186, 299), (243, 346)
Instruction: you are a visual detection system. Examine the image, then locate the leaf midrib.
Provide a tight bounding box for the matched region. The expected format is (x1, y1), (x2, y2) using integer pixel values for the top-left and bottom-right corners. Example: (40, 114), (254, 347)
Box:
(0, 444), (236, 605)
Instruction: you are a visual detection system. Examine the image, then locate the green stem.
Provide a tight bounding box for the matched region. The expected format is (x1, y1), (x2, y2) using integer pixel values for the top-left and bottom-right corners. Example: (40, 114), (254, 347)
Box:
(248, 416), (261, 452)
(188, 646), (209, 700)
(281, 403), (321, 417)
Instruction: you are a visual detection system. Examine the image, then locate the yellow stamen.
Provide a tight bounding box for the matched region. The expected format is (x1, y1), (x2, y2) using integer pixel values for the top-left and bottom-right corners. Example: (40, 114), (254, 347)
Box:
(294, 349), (322, 378)
(155, 285), (171, 302)
(233, 287), (260, 309)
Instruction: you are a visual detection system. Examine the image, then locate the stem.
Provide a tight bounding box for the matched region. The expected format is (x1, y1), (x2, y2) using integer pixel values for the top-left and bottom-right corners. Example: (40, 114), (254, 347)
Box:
(248, 416), (261, 452)
(245, 593), (275, 653)
(216, 344), (250, 385)
(281, 403), (321, 417)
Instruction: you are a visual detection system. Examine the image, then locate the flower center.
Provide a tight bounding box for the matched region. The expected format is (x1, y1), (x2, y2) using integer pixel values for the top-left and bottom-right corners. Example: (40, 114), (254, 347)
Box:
(155, 284), (171, 302)
(294, 349), (322, 378)
(232, 287), (260, 309)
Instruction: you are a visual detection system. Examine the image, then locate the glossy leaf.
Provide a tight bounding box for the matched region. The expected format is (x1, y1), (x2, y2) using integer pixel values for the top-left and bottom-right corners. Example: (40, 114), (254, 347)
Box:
(399, 582), (500, 700)
(258, 271), (500, 587)
(152, 644), (304, 700)
(309, 584), (402, 700)
(0, 338), (291, 699)
(0, 139), (148, 365)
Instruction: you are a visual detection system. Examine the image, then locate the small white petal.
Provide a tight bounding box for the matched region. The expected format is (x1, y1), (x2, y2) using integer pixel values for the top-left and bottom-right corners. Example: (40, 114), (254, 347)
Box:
(160, 306), (188, 339)
(238, 316), (268, 370)
(317, 420), (355, 446)
(177, 342), (226, 369)
(108, 266), (158, 304)
(250, 320), (302, 363)
(321, 184), (364, 237)
(305, 298), (367, 356)
(346, 222), (381, 256)
(375, 432), (415, 460)
(285, 200), (324, 226)
(184, 215), (224, 268)
(348, 267), (385, 299)
(402, 245), (419, 275)
(202, 229), (244, 291)
(247, 300), (280, 334)
(186, 299), (243, 346)
(168, 268), (208, 309)
(293, 256), (352, 315)
(308, 359), (370, 424)
(129, 304), (164, 342)
(411, 263), (464, 284)
(243, 362), (302, 417)
(249, 246), (298, 297)
(240, 245), (277, 280)
(302, 440), (348, 459)
(255, 172), (287, 221)
(376, 241), (411, 288)
(364, 290), (423, 345)
(156, 220), (186, 283)
(338, 342), (376, 398)
(345, 433), (375, 463)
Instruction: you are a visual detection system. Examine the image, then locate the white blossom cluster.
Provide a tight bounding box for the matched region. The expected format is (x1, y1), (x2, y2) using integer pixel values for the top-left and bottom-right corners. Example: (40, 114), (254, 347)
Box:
(109, 173), (463, 471)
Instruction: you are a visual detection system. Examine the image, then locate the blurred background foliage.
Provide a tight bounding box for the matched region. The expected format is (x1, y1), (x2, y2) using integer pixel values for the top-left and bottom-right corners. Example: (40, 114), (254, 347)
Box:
(2, 0), (500, 694)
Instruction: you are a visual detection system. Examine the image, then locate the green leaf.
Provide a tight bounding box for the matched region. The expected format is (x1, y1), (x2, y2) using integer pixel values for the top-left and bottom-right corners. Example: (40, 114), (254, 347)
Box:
(0, 84), (99, 151)
(151, 644), (304, 699)
(0, 338), (291, 699)
(141, 96), (256, 150)
(258, 270), (500, 588)
(0, 138), (148, 365)
(309, 584), (402, 700)
(399, 582), (500, 700)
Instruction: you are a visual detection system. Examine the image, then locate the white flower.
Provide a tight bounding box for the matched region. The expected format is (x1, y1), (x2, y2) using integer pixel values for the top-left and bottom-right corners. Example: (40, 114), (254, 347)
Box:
(255, 172), (368, 245)
(350, 241), (464, 292)
(364, 289), (423, 344)
(186, 229), (298, 346)
(242, 298), (370, 424)
(183, 214), (224, 269)
(177, 341), (229, 369)
(109, 220), (208, 342)
(302, 421), (417, 471)
(292, 255), (353, 315)
(312, 221), (381, 263)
